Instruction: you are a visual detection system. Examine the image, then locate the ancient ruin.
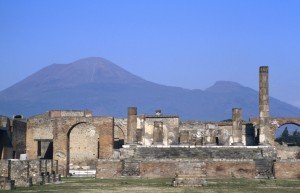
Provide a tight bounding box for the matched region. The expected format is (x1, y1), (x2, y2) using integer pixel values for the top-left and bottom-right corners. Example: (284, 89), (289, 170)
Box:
(1, 66), (300, 190)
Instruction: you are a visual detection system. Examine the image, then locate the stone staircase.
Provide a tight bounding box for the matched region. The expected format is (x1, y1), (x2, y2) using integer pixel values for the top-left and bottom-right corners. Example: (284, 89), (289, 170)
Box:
(173, 174), (207, 187)
(255, 159), (274, 179)
(173, 161), (207, 187)
(121, 160), (140, 177)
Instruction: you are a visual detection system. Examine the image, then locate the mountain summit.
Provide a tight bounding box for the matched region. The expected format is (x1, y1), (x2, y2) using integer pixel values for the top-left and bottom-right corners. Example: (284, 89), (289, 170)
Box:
(7, 57), (146, 89)
(0, 57), (300, 120)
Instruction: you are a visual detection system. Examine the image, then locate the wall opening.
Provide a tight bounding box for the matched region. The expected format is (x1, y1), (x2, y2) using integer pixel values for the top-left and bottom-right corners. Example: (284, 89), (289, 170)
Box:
(37, 141), (41, 156)
(114, 125), (125, 149)
(36, 140), (53, 159)
(67, 122), (99, 176)
(275, 123), (300, 146)
(215, 137), (219, 145)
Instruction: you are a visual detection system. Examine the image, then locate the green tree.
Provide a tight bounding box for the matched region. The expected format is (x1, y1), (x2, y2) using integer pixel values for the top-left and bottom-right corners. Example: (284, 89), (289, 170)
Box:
(281, 127), (289, 141)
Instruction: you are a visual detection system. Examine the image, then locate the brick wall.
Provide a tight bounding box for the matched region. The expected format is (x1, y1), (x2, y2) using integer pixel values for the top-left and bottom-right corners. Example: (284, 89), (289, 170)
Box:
(206, 160), (255, 178)
(96, 117), (114, 159)
(96, 159), (257, 179)
(96, 160), (122, 178)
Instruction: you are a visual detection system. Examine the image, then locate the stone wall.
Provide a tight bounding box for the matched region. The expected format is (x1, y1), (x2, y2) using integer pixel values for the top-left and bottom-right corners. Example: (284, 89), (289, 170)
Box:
(0, 159), (59, 187)
(9, 160), (30, 187)
(96, 160), (122, 178)
(69, 123), (98, 169)
(26, 111), (114, 176)
(96, 159), (256, 179)
(179, 121), (256, 146)
(206, 160), (255, 178)
(49, 110), (92, 118)
(12, 119), (27, 159)
(120, 146), (275, 160)
(142, 116), (179, 146)
(26, 116), (54, 159)
(274, 160), (300, 179)
(0, 160), (9, 177)
(0, 116), (13, 159)
(276, 145), (300, 160)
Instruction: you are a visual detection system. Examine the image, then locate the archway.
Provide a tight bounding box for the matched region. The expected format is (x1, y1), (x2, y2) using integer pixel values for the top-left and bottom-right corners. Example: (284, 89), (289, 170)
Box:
(67, 122), (99, 176)
(274, 123), (300, 146)
(114, 125), (125, 149)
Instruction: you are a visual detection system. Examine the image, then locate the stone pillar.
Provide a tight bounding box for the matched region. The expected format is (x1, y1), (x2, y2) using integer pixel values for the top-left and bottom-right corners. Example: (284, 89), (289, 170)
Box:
(259, 66), (271, 145)
(231, 108), (243, 146)
(127, 107), (137, 144)
(153, 122), (163, 145)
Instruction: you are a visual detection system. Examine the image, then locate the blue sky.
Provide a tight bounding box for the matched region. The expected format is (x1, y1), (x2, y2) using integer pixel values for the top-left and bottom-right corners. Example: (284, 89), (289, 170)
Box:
(1, 0), (300, 107)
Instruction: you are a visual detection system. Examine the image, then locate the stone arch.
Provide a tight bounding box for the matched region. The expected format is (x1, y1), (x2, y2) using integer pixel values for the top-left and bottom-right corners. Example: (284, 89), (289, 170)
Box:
(67, 122), (100, 174)
(114, 124), (126, 140)
(114, 124), (126, 149)
(269, 118), (300, 145)
(250, 117), (300, 146)
(50, 115), (114, 176)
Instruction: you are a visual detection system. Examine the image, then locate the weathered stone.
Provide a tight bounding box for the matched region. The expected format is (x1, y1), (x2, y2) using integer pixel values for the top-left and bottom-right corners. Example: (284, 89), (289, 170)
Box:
(231, 108), (243, 146)
(25, 110), (114, 176)
(259, 66), (271, 145)
(9, 160), (31, 187)
(127, 107), (137, 144)
(274, 160), (300, 179)
(0, 177), (15, 190)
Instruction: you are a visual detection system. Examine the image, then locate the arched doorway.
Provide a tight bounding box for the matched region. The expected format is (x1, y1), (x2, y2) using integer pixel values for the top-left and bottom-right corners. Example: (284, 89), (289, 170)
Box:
(67, 122), (99, 176)
(114, 125), (125, 149)
(275, 123), (300, 146)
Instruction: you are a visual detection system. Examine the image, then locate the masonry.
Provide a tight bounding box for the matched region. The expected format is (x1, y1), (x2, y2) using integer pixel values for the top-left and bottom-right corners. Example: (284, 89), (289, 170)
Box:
(26, 110), (114, 176)
(96, 66), (300, 182)
(0, 159), (60, 189)
(1, 66), (300, 189)
(97, 146), (276, 179)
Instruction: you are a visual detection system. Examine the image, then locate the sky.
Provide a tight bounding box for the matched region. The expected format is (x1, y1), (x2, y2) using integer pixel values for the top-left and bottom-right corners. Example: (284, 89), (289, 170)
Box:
(0, 0), (300, 107)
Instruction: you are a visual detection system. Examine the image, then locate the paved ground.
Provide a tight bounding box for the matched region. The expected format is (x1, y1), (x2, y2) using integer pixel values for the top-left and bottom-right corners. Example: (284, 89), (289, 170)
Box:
(3, 177), (300, 193)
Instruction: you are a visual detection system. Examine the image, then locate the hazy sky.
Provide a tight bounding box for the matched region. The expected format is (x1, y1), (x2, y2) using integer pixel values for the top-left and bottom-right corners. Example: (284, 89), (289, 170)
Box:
(1, 0), (300, 107)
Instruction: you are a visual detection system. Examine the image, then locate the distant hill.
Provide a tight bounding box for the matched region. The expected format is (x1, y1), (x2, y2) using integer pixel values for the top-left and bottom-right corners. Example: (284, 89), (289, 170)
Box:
(0, 57), (300, 121)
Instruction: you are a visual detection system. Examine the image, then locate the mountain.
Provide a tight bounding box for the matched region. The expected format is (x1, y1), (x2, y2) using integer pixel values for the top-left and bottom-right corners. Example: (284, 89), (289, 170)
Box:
(0, 57), (300, 121)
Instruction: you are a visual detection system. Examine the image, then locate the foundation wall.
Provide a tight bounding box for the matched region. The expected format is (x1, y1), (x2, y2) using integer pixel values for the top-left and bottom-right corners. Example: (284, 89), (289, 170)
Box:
(274, 160), (300, 179)
(0, 159), (58, 187)
(120, 146), (276, 160)
(96, 159), (256, 179)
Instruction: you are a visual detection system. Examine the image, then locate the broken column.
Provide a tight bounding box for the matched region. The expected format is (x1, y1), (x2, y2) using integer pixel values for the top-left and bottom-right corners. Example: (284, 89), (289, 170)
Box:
(259, 66), (271, 145)
(231, 108), (243, 146)
(127, 107), (137, 144)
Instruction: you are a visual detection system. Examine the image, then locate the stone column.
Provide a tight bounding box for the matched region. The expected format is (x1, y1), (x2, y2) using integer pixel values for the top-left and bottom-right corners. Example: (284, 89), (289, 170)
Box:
(153, 122), (163, 145)
(231, 108), (243, 146)
(127, 107), (137, 144)
(259, 66), (271, 145)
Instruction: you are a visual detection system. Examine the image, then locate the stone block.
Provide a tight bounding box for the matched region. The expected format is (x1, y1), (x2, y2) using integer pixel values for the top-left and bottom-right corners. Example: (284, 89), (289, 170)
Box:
(9, 160), (31, 187)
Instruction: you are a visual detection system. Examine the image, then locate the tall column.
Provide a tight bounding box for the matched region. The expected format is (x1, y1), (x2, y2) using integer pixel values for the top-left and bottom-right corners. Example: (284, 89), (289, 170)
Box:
(231, 108), (243, 146)
(259, 66), (271, 145)
(127, 107), (137, 144)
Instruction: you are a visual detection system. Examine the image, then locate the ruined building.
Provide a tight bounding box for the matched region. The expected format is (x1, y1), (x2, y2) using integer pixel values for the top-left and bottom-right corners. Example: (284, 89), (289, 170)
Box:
(1, 66), (300, 189)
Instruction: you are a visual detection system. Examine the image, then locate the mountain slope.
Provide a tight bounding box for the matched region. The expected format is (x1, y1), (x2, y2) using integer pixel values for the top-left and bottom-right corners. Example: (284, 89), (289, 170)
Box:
(0, 57), (299, 121)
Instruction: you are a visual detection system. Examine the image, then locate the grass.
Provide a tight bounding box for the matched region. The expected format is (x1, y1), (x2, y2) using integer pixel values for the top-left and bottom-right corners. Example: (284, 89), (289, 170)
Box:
(1, 177), (300, 193)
